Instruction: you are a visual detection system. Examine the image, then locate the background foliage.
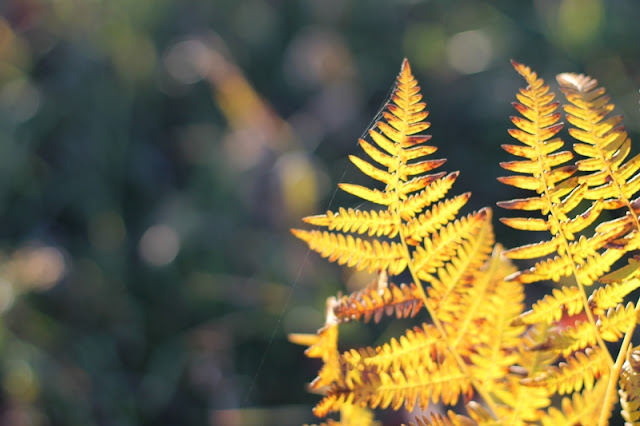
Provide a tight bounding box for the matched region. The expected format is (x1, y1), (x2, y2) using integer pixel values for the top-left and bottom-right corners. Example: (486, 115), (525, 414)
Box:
(0, 0), (639, 425)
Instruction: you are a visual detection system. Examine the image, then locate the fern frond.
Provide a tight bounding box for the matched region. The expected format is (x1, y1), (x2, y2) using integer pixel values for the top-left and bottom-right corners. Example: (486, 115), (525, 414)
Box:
(422, 209), (495, 322)
(402, 193), (471, 244)
(304, 208), (399, 238)
(306, 403), (380, 426)
(341, 323), (442, 374)
(398, 171), (459, 220)
(517, 286), (583, 325)
(598, 302), (637, 342)
(408, 411), (475, 426)
(557, 73), (640, 214)
(466, 248), (525, 382)
(591, 258), (640, 315)
(451, 245), (519, 350)
(620, 347), (640, 425)
(332, 279), (423, 324)
(317, 353), (472, 416)
(290, 229), (407, 274)
(289, 299), (341, 390)
(490, 377), (551, 423)
(536, 307), (633, 356)
(523, 347), (609, 395)
(540, 380), (607, 426)
(412, 209), (491, 281)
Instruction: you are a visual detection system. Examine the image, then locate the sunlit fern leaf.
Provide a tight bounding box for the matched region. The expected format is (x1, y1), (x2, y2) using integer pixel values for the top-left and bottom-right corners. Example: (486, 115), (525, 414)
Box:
(407, 411), (475, 426)
(304, 208), (399, 238)
(536, 306), (634, 356)
(620, 347), (640, 425)
(399, 171), (460, 220)
(413, 209), (491, 281)
(516, 286), (583, 325)
(332, 279), (423, 324)
(591, 258), (640, 315)
(292, 59), (470, 281)
(326, 404), (380, 426)
(491, 377), (551, 423)
(315, 354), (472, 416)
(450, 245), (519, 352)
(401, 193), (471, 244)
(540, 379), (607, 426)
(496, 60), (627, 297)
(289, 298), (342, 391)
(467, 255), (525, 384)
(306, 403), (381, 426)
(523, 347), (609, 395)
(423, 209), (495, 323)
(340, 323), (442, 374)
(290, 229), (408, 274)
(557, 73), (640, 213)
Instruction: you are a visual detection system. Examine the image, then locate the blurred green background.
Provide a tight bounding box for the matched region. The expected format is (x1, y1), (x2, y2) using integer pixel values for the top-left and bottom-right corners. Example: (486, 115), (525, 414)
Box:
(0, 0), (639, 425)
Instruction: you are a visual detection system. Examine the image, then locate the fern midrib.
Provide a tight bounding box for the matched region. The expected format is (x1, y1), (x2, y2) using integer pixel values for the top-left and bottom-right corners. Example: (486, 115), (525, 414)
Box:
(387, 76), (501, 416)
(598, 298), (640, 426)
(451, 240), (496, 350)
(585, 99), (640, 234)
(526, 84), (613, 368)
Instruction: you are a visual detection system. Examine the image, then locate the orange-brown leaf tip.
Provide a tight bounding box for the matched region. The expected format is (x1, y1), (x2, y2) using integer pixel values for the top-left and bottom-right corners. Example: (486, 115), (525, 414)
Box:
(511, 103), (529, 115)
(510, 59), (521, 68)
(511, 317), (524, 327)
(288, 333), (320, 346)
(401, 58), (411, 72)
(478, 207), (492, 220)
(290, 228), (305, 239)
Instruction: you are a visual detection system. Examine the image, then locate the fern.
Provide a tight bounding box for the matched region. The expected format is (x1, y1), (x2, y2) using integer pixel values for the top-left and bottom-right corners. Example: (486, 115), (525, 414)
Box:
(290, 59), (640, 425)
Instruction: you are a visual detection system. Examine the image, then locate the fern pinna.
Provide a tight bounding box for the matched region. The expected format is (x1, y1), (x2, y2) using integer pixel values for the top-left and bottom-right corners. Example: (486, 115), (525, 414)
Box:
(290, 59), (640, 425)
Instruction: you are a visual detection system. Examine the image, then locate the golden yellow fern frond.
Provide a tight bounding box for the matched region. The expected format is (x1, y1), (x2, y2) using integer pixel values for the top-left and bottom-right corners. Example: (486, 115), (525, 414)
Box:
(620, 347), (640, 425)
(490, 377), (551, 423)
(412, 209), (491, 281)
(289, 299), (341, 390)
(292, 59), (462, 279)
(540, 380), (607, 426)
(292, 58), (498, 424)
(462, 247), (524, 383)
(332, 279), (423, 324)
(517, 285), (583, 325)
(408, 411), (475, 426)
(423, 209), (495, 323)
(536, 303), (635, 356)
(316, 353), (472, 416)
(290, 229), (408, 274)
(591, 258), (640, 315)
(523, 347), (609, 394)
(598, 302), (637, 342)
(304, 208), (399, 238)
(341, 323), (442, 374)
(306, 404), (380, 426)
(402, 193), (471, 244)
(557, 73), (640, 215)
(498, 61), (590, 284)
(451, 245), (518, 350)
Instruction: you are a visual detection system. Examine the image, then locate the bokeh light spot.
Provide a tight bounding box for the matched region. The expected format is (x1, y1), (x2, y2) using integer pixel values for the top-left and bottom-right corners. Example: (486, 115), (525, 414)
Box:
(138, 225), (180, 267)
(558, 0), (603, 46)
(446, 30), (493, 74)
(0, 78), (41, 123)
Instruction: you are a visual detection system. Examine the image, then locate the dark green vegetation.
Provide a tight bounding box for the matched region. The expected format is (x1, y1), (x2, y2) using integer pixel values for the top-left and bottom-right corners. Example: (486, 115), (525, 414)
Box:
(0, 0), (639, 425)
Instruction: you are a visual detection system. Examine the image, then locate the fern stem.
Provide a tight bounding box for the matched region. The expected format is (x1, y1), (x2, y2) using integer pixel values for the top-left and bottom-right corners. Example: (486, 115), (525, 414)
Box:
(598, 298), (640, 426)
(398, 227), (500, 417)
